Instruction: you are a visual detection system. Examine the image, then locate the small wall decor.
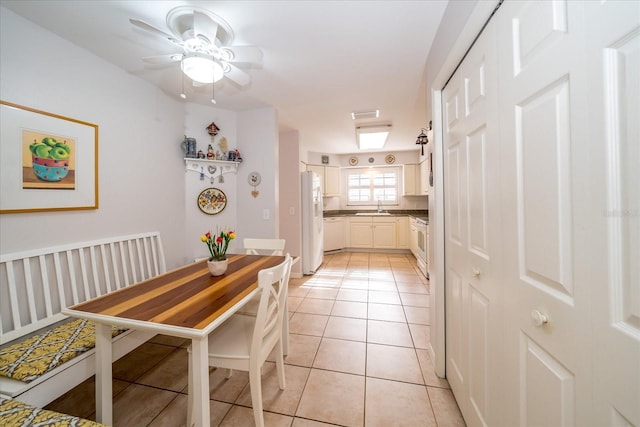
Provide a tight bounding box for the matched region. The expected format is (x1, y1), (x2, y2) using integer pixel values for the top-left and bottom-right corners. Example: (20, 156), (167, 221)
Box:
(1, 100), (98, 214)
(349, 156), (358, 166)
(206, 122), (220, 137)
(368, 157), (375, 164)
(248, 171), (261, 198)
(385, 154), (396, 164)
(321, 155), (329, 164)
(197, 187), (227, 215)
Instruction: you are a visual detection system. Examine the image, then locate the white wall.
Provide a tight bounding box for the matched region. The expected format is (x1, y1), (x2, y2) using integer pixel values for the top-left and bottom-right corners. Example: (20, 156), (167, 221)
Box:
(183, 103), (240, 262)
(0, 7), (187, 269)
(279, 130), (302, 276)
(1, 7), (285, 268)
(235, 107), (279, 240)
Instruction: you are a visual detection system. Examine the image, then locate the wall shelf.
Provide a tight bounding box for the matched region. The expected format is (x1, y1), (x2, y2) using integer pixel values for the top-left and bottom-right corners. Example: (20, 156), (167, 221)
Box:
(184, 158), (240, 181)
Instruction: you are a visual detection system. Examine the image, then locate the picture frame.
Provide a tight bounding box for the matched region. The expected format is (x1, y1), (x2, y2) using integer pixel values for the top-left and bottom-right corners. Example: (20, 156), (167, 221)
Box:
(0, 101), (99, 213)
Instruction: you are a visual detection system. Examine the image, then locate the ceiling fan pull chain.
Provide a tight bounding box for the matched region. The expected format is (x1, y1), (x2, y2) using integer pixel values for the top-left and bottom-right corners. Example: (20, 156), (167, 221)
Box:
(211, 73), (217, 104)
(180, 67), (186, 99)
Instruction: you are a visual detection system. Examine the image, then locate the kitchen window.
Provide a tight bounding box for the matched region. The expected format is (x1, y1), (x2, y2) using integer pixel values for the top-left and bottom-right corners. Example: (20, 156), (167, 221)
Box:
(346, 167), (399, 206)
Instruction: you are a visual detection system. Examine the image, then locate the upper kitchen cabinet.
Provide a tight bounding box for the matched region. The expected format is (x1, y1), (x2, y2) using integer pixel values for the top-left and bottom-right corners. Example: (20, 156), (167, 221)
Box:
(307, 164), (341, 197)
(404, 162), (428, 196)
(419, 159), (429, 195)
(403, 164), (418, 195)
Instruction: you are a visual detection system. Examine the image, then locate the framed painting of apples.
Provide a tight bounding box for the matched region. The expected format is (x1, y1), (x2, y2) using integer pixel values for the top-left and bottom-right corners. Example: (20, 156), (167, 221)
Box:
(0, 101), (98, 213)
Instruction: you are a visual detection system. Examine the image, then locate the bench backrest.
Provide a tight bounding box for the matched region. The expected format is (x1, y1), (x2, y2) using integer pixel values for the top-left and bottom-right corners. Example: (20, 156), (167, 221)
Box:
(0, 232), (165, 345)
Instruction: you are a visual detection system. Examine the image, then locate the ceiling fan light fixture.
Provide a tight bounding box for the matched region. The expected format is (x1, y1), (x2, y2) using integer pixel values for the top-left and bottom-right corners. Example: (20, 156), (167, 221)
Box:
(356, 124), (391, 150)
(181, 53), (224, 83)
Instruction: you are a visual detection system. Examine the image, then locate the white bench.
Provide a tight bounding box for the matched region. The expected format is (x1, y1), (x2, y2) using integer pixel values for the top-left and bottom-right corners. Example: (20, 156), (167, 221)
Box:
(0, 232), (166, 408)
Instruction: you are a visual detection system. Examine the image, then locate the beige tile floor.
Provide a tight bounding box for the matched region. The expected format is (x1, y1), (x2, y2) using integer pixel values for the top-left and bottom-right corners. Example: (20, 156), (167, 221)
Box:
(46, 252), (465, 426)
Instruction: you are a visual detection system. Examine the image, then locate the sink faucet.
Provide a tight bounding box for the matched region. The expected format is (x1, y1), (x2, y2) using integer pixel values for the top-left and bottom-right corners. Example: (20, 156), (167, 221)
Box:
(377, 199), (383, 213)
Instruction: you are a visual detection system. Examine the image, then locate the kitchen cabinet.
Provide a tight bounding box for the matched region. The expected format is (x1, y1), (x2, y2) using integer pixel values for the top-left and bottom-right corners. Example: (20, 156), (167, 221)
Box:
(307, 164), (341, 197)
(409, 217), (418, 257)
(419, 159), (429, 195)
(396, 217), (409, 249)
(323, 217), (344, 251)
(373, 219), (397, 249)
(402, 164), (418, 195)
(349, 217), (374, 248)
(348, 216), (400, 249)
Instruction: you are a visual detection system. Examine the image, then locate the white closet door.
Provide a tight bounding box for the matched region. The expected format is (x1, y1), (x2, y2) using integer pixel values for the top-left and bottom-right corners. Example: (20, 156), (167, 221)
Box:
(586, 1), (640, 426)
(497, 1), (595, 425)
(442, 20), (503, 427)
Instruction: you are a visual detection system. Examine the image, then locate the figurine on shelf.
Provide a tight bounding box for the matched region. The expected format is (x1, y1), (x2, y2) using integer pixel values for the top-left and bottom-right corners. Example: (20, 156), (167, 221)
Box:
(206, 144), (215, 159)
(235, 149), (242, 163)
(227, 150), (236, 161)
(197, 150), (205, 159)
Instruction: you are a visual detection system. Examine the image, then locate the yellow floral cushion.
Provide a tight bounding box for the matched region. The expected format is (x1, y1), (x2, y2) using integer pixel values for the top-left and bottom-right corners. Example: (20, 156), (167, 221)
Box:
(0, 319), (126, 383)
(0, 396), (106, 426)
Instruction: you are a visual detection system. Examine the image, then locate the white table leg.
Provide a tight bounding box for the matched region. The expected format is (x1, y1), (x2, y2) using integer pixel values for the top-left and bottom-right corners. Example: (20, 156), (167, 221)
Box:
(95, 323), (113, 425)
(190, 337), (210, 427)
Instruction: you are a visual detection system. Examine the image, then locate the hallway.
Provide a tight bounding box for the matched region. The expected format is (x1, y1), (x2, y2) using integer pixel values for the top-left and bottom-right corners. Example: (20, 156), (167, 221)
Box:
(46, 252), (465, 426)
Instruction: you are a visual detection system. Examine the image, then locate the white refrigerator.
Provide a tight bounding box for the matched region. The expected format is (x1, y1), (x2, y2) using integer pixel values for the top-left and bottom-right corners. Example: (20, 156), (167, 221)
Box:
(301, 171), (324, 274)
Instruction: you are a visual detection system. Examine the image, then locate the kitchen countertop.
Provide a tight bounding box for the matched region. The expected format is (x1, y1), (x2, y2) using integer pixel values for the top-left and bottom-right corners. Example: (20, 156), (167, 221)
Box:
(323, 210), (428, 224)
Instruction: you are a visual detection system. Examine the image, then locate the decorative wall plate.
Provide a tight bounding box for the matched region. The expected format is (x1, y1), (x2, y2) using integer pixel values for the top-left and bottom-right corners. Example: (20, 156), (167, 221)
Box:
(385, 154), (396, 164)
(248, 172), (262, 186)
(368, 157), (375, 163)
(197, 188), (227, 215)
(349, 156), (358, 166)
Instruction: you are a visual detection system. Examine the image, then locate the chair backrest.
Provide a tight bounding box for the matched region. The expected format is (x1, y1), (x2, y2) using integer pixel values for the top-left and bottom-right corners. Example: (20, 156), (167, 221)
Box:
(244, 238), (286, 256)
(251, 254), (292, 363)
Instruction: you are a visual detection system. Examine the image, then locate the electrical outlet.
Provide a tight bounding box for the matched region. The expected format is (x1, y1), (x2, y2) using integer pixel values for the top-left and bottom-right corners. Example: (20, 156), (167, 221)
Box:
(289, 207), (295, 215)
(263, 209), (269, 220)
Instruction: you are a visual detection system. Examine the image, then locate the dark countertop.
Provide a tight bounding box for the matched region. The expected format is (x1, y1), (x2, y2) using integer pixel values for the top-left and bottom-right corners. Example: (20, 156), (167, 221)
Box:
(323, 210), (428, 224)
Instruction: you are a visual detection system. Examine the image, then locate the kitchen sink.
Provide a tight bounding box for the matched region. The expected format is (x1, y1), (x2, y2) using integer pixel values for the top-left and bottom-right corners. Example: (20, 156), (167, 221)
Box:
(355, 212), (391, 216)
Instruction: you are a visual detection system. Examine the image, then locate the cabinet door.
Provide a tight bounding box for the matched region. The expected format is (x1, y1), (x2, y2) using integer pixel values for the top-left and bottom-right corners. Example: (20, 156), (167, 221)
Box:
(403, 164), (417, 195)
(373, 221), (396, 249)
(396, 217), (409, 248)
(409, 221), (418, 256)
(350, 222), (372, 248)
(419, 160), (429, 195)
(324, 166), (341, 196)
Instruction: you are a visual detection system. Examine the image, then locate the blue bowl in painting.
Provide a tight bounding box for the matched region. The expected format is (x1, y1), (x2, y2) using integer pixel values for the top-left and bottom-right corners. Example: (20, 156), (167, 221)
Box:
(32, 163), (70, 181)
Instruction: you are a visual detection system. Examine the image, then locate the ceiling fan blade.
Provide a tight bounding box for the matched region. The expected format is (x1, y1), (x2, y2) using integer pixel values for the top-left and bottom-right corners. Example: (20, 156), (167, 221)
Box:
(193, 10), (219, 45)
(220, 46), (263, 65)
(223, 63), (252, 87)
(142, 54), (183, 64)
(130, 18), (182, 45)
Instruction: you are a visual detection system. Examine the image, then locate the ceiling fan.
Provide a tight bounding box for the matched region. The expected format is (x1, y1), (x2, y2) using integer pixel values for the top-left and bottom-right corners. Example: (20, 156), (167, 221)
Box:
(130, 6), (262, 90)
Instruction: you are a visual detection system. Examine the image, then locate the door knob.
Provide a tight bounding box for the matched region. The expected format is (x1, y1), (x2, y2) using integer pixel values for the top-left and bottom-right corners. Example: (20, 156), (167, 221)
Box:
(472, 268), (481, 278)
(531, 310), (549, 327)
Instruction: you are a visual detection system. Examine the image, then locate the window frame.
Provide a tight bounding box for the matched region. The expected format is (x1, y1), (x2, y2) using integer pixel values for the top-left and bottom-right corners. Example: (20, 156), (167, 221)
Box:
(345, 166), (400, 207)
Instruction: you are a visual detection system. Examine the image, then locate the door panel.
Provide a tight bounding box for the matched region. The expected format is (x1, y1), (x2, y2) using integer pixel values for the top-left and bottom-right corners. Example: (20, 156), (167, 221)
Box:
(443, 19), (501, 427)
(587, 1), (640, 425)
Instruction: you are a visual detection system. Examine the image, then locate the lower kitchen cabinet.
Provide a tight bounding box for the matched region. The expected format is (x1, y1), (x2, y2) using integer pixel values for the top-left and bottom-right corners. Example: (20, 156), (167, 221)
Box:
(396, 217), (409, 249)
(348, 217), (402, 249)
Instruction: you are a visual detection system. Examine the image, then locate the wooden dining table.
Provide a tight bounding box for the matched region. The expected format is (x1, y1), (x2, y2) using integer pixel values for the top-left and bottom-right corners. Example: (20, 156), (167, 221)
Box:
(62, 253), (285, 427)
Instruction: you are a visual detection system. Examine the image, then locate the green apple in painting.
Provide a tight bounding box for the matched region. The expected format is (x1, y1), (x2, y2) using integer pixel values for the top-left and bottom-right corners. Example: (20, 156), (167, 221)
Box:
(54, 142), (71, 154)
(42, 137), (57, 146)
(34, 144), (52, 158)
(49, 146), (70, 160)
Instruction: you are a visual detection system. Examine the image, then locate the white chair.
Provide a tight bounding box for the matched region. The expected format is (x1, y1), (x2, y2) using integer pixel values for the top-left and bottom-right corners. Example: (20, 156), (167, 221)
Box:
(187, 254), (292, 427)
(244, 238), (286, 255)
(240, 238), (290, 355)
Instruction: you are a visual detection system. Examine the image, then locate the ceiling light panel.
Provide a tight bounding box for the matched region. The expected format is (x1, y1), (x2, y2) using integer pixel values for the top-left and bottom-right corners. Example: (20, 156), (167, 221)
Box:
(351, 109), (380, 120)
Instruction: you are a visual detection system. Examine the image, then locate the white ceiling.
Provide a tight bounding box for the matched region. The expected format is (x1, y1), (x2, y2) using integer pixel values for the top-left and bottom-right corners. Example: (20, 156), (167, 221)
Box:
(2, 0), (447, 155)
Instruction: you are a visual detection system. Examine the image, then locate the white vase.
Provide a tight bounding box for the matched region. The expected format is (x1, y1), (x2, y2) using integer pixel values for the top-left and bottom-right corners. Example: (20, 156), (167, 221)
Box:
(207, 258), (228, 276)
